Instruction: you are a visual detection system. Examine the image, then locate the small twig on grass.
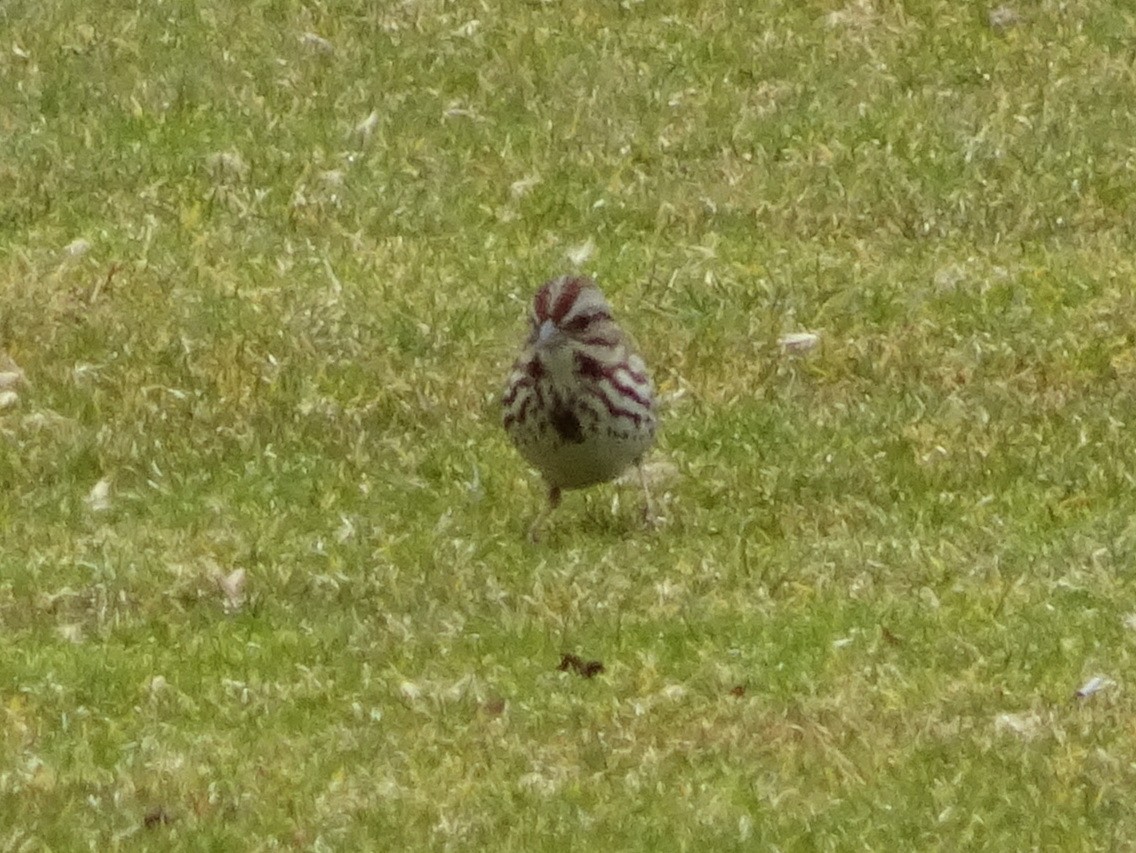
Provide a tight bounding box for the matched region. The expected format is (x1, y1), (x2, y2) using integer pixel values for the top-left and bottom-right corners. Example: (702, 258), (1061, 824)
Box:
(558, 653), (604, 679)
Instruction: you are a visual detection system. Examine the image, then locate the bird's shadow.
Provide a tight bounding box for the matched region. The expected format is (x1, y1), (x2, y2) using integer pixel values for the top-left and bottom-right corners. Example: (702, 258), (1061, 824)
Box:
(575, 491), (656, 540)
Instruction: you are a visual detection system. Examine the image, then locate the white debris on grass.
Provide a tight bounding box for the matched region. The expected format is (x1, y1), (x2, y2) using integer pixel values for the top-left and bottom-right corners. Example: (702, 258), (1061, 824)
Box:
(1075, 675), (1115, 699)
(85, 478), (112, 512)
(63, 238), (91, 259)
(0, 369), (24, 390)
(994, 711), (1042, 740)
(778, 331), (820, 353)
(988, 5), (1020, 30)
(354, 110), (379, 141)
(509, 173), (541, 200)
(300, 31), (334, 53)
(206, 150), (249, 181)
(218, 568), (247, 613)
(566, 238), (596, 267)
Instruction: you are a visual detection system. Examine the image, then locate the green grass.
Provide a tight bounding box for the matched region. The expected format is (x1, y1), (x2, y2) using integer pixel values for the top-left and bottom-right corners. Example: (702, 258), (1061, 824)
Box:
(4, 0), (1136, 848)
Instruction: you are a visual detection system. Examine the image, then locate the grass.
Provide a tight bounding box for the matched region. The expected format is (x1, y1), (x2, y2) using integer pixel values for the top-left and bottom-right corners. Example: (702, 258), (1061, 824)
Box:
(3, 0), (1136, 848)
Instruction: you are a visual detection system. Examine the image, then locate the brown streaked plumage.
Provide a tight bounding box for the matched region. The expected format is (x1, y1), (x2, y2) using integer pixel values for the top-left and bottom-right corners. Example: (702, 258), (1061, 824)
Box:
(502, 275), (656, 538)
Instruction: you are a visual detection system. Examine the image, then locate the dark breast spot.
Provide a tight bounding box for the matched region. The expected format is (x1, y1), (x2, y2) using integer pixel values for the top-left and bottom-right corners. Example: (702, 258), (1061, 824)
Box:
(574, 352), (606, 380)
(550, 404), (584, 443)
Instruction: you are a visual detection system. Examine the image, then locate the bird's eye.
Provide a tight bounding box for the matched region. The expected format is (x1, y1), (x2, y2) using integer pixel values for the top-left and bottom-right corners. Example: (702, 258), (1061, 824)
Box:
(562, 314), (596, 334)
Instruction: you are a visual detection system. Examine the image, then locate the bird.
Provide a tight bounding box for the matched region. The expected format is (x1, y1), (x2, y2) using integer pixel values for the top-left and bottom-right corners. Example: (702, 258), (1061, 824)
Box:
(502, 274), (657, 539)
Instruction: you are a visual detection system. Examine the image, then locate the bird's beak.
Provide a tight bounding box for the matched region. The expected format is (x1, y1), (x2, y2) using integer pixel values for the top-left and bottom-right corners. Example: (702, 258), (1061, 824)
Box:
(536, 319), (560, 347)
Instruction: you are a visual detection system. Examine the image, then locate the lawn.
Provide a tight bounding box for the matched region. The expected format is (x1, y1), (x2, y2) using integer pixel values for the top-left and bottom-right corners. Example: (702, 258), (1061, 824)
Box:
(3, 0), (1136, 848)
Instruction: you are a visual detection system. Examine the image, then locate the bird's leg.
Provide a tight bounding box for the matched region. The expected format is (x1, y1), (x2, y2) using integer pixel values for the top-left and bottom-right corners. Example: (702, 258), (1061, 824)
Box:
(527, 484), (561, 543)
(637, 461), (657, 526)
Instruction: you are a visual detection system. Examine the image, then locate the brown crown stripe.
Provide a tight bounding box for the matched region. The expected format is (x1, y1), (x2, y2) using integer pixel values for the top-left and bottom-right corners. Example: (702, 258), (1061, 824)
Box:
(550, 277), (586, 323)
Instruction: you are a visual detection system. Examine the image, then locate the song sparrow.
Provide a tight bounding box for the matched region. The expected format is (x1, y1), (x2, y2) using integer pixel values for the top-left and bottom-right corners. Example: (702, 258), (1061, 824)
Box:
(502, 274), (657, 538)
